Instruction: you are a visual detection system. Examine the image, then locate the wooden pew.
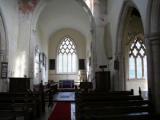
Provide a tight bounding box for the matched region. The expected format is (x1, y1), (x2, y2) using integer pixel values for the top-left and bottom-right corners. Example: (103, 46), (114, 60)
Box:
(0, 92), (41, 120)
(80, 105), (150, 114)
(11, 92), (36, 120)
(76, 94), (143, 102)
(77, 102), (151, 119)
(47, 87), (57, 108)
(0, 111), (16, 120)
(77, 104), (151, 120)
(85, 89), (134, 95)
(26, 90), (43, 117)
(78, 99), (150, 107)
(76, 91), (151, 120)
(0, 92), (16, 120)
(76, 89), (134, 100)
(82, 113), (151, 120)
(38, 82), (58, 108)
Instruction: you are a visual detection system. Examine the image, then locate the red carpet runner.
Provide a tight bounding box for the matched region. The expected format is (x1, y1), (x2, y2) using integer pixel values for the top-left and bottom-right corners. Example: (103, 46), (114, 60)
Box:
(48, 102), (71, 120)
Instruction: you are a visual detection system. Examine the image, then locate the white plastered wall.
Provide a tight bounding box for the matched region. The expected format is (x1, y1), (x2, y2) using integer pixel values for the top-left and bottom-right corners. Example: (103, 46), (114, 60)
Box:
(0, 0), (19, 91)
(0, 0), (49, 89)
(0, 0), (19, 77)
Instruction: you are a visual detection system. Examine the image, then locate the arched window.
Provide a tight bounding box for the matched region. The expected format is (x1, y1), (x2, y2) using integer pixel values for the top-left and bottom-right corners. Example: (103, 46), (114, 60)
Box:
(57, 36), (77, 73)
(129, 37), (147, 80)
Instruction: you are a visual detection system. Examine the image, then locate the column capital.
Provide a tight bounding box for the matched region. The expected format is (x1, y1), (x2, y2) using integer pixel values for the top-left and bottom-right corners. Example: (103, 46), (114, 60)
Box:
(145, 32), (160, 44)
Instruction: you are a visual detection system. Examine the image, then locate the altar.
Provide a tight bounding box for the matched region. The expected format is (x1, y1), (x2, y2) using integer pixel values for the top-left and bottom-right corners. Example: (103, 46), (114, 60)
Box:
(58, 80), (74, 89)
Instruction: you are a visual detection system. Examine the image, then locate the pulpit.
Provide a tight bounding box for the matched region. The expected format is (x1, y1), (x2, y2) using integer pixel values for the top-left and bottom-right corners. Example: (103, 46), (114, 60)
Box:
(95, 71), (110, 91)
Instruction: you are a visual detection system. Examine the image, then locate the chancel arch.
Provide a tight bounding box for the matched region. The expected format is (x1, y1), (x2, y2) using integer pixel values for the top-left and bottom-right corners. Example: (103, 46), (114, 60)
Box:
(48, 28), (87, 84)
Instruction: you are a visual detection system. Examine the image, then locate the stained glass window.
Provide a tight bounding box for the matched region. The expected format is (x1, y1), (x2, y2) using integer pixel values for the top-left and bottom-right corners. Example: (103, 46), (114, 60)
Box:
(57, 36), (77, 73)
(129, 37), (147, 80)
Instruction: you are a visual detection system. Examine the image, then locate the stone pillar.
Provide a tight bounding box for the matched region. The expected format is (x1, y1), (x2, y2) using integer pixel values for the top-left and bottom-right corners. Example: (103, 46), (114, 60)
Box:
(93, 0), (110, 90)
(147, 33), (160, 114)
(93, 0), (108, 67)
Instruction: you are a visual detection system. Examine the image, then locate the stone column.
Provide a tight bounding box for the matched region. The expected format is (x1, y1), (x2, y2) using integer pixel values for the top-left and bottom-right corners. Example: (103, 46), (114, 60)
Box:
(146, 33), (160, 114)
(93, 0), (110, 90)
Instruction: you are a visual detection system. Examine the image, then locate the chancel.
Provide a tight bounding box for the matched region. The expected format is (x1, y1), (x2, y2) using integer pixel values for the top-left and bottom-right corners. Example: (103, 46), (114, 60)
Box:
(0, 0), (160, 120)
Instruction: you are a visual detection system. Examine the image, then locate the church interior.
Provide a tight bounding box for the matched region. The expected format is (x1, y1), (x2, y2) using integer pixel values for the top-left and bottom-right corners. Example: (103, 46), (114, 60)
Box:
(0, 0), (160, 120)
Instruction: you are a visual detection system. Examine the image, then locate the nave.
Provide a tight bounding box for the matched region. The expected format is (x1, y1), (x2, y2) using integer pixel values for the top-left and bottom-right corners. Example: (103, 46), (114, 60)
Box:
(0, 81), (159, 120)
(1, 0), (160, 119)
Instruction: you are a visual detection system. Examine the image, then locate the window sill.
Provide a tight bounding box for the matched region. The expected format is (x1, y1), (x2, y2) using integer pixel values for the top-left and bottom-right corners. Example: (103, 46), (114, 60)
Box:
(128, 78), (147, 81)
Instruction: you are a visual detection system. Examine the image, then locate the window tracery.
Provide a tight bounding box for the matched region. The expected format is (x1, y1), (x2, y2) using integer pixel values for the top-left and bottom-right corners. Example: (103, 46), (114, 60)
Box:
(129, 37), (147, 79)
(57, 36), (77, 73)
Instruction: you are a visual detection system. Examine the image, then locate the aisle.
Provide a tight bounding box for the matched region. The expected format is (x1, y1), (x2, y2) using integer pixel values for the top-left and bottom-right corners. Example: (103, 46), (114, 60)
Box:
(48, 102), (71, 120)
(48, 92), (76, 120)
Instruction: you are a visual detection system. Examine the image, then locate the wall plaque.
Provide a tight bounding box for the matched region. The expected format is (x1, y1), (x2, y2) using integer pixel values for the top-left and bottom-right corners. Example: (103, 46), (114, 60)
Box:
(1, 62), (8, 79)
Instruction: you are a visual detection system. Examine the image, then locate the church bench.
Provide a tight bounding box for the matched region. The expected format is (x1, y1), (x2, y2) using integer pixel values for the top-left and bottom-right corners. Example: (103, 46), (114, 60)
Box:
(76, 100), (151, 115)
(0, 106), (16, 120)
(76, 90), (138, 99)
(47, 87), (58, 108)
(76, 90), (134, 97)
(12, 92), (42, 118)
(77, 90), (136, 96)
(10, 93), (35, 120)
(77, 103), (151, 120)
(80, 105), (150, 114)
(81, 112), (151, 120)
(83, 89), (134, 95)
(78, 100), (150, 108)
(76, 95), (143, 102)
(0, 93), (16, 120)
(0, 111), (16, 120)
(0, 92), (40, 120)
(77, 102), (151, 120)
(76, 91), (151, 120)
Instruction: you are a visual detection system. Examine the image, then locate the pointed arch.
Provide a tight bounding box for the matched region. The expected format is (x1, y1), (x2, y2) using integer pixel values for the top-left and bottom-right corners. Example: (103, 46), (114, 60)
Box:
(115, 1), (148, 94)
(56, 36), (78, 73)
(115, 1), (137, 90)
(0, 9), (9, 92)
